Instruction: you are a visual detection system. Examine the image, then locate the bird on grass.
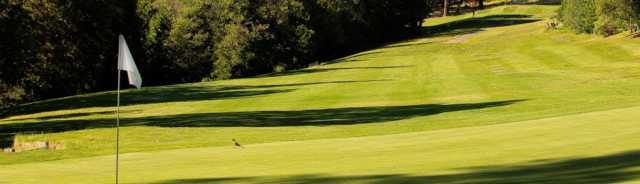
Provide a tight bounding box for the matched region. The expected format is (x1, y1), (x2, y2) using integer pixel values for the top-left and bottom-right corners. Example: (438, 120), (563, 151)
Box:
(232, 139), (244, 148)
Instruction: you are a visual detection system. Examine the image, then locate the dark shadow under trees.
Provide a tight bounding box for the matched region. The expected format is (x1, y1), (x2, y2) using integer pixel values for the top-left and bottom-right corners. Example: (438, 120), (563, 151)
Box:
(283, 13), (541, 74)
(151, 150), (640, 184)
(333, 13), (541, 60)
(422, 14), (540, 37)
(0, 100), (524, 134)
(1, 86), (292, 119)
(261, 66), (412, 78)
(0, 133), (14, 149)
(1, 80), (391, 118)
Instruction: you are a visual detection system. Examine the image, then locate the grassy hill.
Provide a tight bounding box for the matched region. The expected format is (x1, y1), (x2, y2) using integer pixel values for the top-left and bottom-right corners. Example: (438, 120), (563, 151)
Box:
(3, 4), (640, 183)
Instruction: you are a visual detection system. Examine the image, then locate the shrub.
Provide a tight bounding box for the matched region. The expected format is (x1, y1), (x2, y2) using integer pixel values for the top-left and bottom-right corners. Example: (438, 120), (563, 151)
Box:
(594, 0), (637, 36)
(559, 0), (639, 35)
(559, 0), (597, 33)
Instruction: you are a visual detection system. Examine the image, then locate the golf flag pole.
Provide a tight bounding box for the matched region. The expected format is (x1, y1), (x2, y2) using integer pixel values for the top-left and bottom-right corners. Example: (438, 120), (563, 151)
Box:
(116, 34), (142, 184)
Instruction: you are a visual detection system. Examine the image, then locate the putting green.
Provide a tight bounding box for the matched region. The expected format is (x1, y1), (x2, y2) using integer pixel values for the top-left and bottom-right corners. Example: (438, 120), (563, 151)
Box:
(3, 4), (640, 183)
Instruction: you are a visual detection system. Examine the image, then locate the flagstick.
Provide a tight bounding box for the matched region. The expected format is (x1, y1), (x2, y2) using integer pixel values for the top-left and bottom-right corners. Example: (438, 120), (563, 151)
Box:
(115, 34), (141, 184)
(115, 70), (121, 184)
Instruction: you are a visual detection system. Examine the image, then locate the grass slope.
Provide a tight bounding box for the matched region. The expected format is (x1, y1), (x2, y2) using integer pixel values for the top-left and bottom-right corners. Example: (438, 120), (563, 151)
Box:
(3, 106), (640, 183)
(3, 4), (640, 183)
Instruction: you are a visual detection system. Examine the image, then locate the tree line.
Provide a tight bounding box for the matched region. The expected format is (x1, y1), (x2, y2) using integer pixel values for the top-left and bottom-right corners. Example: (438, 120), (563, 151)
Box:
(559, 0), (640, 35)
(0, 0), (434, 108)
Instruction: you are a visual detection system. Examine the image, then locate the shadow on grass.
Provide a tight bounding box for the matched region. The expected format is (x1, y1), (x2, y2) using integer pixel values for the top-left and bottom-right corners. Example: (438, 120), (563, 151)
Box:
(422, 14), (540, 37)
(7, 110), (141, 121)
(511, 0), (561, 5)
(382, 42), (434, 49)
(151, 150), (640, 184)
(1, 80), (389, 119)
(260, 65), (412, 78)
(0, 134), (14, 149)
(342, 13), (541, 56)
(294, 11), (541, 70)
(1, 100), (524, 134)
(355, 13), (542, 54)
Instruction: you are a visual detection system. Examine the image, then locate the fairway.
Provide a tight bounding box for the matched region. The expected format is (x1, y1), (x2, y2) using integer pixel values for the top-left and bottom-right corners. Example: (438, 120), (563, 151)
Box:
(3, 4), (640, 183)
(3, 106), (640, 183)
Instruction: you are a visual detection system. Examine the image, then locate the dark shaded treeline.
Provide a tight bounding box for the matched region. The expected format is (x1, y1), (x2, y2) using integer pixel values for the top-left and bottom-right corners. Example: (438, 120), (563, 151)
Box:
(0, 0), (432, 107)
(1, 0), (144, 107)
(0, 99), (524, 134)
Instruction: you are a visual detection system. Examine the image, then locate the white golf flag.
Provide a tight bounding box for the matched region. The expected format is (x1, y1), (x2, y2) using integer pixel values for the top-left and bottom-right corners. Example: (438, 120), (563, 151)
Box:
(118, 34), (142, 89)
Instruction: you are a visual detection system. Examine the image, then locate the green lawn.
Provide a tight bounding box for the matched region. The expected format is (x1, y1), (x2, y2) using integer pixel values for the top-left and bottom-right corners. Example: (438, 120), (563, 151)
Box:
(3, 106), (640, 183)
(3, 4), (640, 183)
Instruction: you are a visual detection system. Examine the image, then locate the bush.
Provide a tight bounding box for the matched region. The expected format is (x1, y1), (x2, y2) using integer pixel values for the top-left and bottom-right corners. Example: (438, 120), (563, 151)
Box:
(559, 0), (597, 33)
(594, 0), (637, 36)
(559, 0), (639, 35)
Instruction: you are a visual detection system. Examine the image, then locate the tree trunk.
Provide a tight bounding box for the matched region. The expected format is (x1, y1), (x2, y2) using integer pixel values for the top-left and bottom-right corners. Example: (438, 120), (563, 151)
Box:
(443, 0), (449, 16)
(479, 0), (484, 9)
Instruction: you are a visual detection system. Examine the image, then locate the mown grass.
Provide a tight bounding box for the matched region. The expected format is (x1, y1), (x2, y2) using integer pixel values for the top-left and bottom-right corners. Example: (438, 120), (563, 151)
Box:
(3, 105), (640, 183)
(2, 4), (640, 183)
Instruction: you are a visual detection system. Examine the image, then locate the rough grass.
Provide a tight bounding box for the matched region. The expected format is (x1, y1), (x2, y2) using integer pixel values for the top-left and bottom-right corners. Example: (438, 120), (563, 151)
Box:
(3, 4), (640, 183)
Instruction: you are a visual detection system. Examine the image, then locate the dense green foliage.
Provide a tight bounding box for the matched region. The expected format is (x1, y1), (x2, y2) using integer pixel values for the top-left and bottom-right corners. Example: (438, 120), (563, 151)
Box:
(559, 0), (597, 33)
(559, 0), (639, 35)
(594, 0), (638, 35)
(0, 0), (143, 108)
(0, 0), (431, 108)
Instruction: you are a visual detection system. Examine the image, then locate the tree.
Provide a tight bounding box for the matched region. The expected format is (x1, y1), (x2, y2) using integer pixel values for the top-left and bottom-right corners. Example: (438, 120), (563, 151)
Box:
(0, 1), (37, 107)
(444, 0), (449, 16)
(559, 0), (597, 33)
(559, 0), (639, 36)
(594, 0), (638, 36)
